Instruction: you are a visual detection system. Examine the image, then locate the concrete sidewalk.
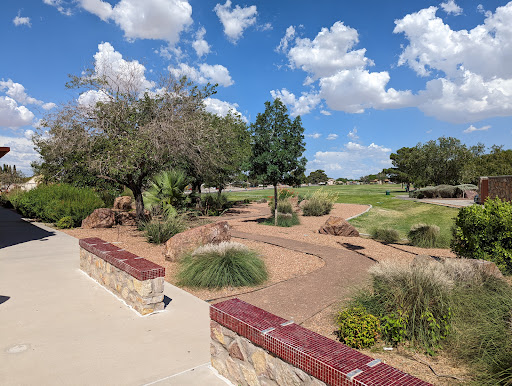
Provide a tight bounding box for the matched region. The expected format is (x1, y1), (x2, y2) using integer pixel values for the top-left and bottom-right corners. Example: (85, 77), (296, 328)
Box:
(0, 207), (226, 385)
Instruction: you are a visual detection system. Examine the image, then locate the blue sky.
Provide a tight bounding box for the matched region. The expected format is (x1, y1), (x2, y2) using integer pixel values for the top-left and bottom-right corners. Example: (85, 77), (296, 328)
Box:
(1, 0), (511, 179)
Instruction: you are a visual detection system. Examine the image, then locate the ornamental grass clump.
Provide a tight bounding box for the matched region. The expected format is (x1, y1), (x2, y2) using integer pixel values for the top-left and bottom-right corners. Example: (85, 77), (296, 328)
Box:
(177, 242), (268, 288)
(370, 227), (401, 243)
(141, 213), (187, 244)
(302, 189), (338, 216)
(266, 199), (300, 227)
(361, 260), (453, 353)
(408, 223), (440, 248)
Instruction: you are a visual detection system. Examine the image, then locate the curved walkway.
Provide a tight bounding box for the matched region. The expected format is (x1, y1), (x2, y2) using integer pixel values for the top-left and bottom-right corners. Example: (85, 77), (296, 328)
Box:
(215, 204), (376, 324)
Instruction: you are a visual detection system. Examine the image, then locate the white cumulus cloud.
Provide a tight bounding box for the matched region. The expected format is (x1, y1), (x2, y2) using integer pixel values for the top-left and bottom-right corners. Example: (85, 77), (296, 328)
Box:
(464, 124), (491, 133)
(78, 0), (193, 45)
(214, 0), (257, 43)
(169, 63), (234, 87)
(43, 0), (73, 16)
(326, 134), (338, 140)
(192, 27), (211, 57)
(270, 89), (320, 117)
(440, 0), (463, 15)
(306, 133), (322, 139)
(348, 128), (359, 140)
(0, 97), (34, 128)
(13, 13), (31, 27)
(307, 141), (392, 179)
(203, 97), (247, 122)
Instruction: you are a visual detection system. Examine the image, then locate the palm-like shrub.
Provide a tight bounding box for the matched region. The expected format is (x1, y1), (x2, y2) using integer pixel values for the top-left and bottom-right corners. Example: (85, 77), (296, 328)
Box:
(177, 242), (268, 288)
(143, 170), (188, 216)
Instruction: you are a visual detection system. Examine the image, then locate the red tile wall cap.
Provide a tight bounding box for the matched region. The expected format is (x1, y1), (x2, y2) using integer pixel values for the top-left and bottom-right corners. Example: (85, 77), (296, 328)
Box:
(79, 238), (165, 280)
(211, 299), (431, 386)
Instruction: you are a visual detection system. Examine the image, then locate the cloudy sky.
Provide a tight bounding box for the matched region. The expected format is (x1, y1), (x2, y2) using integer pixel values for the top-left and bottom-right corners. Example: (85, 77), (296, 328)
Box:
(1, 0), (512, 179)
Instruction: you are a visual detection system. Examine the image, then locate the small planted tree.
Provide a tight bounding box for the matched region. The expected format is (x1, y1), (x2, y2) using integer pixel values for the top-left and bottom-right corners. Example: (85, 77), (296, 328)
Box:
(249, 99), (306, 225)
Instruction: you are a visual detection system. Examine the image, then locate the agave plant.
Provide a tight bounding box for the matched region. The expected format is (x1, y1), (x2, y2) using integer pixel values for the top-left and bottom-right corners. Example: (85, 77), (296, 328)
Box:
(143, 170), (188, 216)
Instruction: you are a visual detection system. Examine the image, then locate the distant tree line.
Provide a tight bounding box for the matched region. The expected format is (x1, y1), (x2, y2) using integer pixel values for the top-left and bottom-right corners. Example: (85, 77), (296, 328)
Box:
(383, 137), (512, 188)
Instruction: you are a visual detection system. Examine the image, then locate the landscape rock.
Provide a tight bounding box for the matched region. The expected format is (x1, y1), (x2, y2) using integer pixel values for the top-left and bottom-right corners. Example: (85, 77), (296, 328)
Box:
(81, 208), (115, 229)
(113, 196), (133, 211)
(115, 211), (137, 226)
(164, 221), (231, 261)
(318, 216), (359, 237)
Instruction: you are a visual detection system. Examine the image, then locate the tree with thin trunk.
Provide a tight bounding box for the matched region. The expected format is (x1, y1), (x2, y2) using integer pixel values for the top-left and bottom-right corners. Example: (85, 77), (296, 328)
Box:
(249, 99), (306, 225)
(34, 61), (217, 221)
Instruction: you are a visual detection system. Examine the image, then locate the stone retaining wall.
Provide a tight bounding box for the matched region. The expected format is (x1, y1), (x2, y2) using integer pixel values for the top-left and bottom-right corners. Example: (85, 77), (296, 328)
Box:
(79, 237), (165, 315)
(211, 299), (431, 386)
(481, 176), (512, 202)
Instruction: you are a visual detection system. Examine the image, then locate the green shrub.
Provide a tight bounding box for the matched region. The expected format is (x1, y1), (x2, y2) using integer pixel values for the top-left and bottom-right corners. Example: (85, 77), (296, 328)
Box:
(366, 261), (453, 352)
(10, 184), (104, 226)
(335, 306), (380, 349)
(142, 214), (187, 244)
(302, 189), (337, 216)
(144, 169), (188, 214)
(370, 228), (400, 243)
(269, 199), (293, 216)
(451, 198), (512, 274)
(177, 242), (268, 288)
(55, 216), (74, 229)
(200, 193), (231, 216)
(408, 223), (440, 248)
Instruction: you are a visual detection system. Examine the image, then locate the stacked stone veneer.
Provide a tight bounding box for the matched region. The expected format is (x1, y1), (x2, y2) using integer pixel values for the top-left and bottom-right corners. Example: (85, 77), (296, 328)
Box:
(482, 176), (512, 202)
(79, 237), (165, 315)
(211, 299), (431, 386)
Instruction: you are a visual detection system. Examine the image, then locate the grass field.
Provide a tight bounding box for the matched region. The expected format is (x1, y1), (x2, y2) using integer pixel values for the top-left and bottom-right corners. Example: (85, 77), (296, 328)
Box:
(226, 184), (459, 247)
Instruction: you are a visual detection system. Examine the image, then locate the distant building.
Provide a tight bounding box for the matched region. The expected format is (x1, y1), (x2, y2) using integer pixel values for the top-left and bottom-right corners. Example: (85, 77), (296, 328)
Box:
(327, 178), (335, 185)
(20, 175), (42, 191)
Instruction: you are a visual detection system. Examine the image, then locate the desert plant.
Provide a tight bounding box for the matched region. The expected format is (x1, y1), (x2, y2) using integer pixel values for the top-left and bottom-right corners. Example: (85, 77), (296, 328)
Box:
(302, 189), (337, 216)
(143, 169), (188, 216)
(370, 228), (400, 243)
(177, 242), (268, 288)
(200, 193), (231, 216)
(55, 216), (74, 229)
(451, 198), (512, 274)
(366, 261), (453, 352)
(269, 199), (293, 216)
(408, 223), (440, 248)
(335, 306), (380, 349)
(141, 213), (187, 244)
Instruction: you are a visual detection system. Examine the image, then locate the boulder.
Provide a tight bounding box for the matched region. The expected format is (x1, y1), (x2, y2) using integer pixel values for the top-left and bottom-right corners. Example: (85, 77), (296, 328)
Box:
(115, 211), (137, 226)
(318, 216), (359, 237)
(164, 221), (231, 261)
(82, 208), (116, 229)
(113, 196), (133, 211)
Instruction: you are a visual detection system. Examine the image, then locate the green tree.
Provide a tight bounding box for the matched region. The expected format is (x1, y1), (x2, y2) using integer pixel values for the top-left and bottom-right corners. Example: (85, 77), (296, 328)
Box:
(249, 99), (306, 224)
(307, 169), (329, 184)
(202, 112), (251, 196)
(34, 66), (216, 220)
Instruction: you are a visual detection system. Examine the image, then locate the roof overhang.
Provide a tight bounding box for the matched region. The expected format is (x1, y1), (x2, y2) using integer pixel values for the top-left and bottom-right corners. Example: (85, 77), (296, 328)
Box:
(0, 147), (10, 159)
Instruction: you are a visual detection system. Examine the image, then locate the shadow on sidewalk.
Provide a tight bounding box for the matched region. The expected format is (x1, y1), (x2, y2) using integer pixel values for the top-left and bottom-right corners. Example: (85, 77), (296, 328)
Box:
(0, 207), (55, 249)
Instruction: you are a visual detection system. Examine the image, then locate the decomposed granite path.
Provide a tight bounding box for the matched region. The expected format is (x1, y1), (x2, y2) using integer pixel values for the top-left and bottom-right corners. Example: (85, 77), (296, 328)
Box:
(227, 230), (375, 325)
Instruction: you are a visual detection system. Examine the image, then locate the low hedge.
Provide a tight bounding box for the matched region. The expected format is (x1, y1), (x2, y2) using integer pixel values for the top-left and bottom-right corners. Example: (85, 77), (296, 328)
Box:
(9, 184), (104, 227)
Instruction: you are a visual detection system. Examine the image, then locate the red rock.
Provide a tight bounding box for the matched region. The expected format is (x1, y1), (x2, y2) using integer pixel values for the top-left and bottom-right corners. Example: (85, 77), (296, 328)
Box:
(82, 208), (115, 229)
(164, 221), (231, 261)
(318, 216), (359, 237)
(113, 196), (132, 211)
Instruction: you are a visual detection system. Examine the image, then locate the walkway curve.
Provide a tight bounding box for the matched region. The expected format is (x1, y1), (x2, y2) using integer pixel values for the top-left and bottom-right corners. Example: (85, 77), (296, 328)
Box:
(218, 228), (375, 324)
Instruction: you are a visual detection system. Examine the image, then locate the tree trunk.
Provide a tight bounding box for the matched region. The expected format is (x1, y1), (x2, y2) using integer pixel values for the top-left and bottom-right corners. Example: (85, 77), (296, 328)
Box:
(131, 185), (145, 221)
(274, 184), (278, 226)
(217, 186), (223, 197)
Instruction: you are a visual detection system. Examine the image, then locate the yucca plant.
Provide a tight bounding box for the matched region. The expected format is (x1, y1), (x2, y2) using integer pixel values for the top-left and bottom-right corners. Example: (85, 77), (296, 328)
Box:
(143, 169), (188, 216)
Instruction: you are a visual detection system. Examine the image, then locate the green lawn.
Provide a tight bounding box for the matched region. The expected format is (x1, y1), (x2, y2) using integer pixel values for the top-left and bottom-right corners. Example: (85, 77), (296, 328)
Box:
(226, 184), (459, 247)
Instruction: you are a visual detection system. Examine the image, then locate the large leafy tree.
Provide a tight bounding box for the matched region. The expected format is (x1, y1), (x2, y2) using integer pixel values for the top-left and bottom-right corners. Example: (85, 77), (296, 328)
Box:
(34, 64), (216, 220)
(202, 112), (251, 196)
(249, 98), (306, 224)
(307, 169), (329, 184)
